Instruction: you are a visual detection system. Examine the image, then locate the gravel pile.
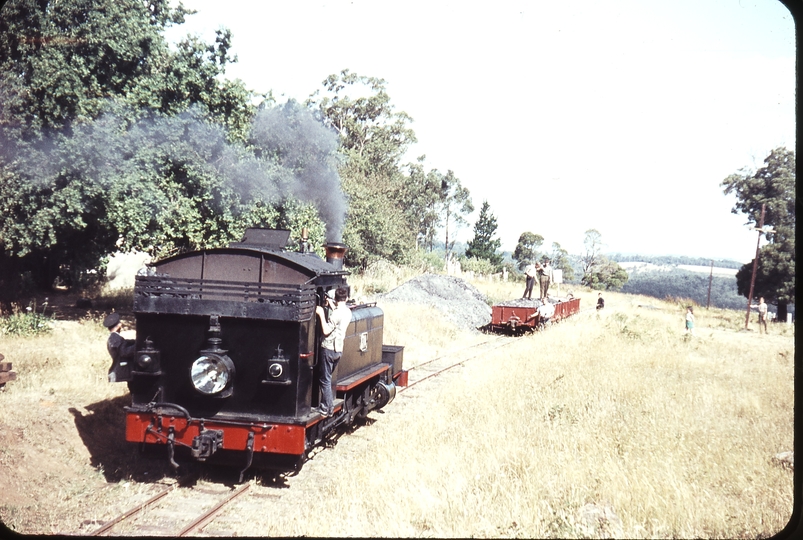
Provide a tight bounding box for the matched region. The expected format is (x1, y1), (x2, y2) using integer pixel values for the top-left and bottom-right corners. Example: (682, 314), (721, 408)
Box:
(495, 297), (545, 308)
(379, 273), (492, 331)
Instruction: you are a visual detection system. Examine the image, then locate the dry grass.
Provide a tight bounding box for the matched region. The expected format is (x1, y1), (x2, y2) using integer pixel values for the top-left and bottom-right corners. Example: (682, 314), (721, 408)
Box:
(0, 274), (794, 538)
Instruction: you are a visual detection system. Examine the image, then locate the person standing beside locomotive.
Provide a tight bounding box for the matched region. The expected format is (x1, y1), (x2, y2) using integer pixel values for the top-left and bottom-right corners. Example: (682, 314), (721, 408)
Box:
(103, 312), (136, 382)
(315, 287), (352, 417)
(523, 262), (537, 300)
(536, 258), (553, 302)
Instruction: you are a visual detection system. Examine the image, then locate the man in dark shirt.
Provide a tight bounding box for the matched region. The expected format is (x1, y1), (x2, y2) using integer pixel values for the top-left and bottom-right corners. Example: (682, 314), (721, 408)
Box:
(104, 312), (136, 382)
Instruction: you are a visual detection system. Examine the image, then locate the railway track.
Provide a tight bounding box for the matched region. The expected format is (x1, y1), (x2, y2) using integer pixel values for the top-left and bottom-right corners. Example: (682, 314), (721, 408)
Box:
(399, 302), (597, 392)
(84, 475), (253, 536)
(399, 335), (514, 392)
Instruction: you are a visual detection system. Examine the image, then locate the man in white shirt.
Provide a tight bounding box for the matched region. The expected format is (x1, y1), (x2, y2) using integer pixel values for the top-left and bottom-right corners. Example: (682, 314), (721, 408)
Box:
(754, 297), (769, 334)
(523, 263), (537, 299)
(315, 287), (351, 417)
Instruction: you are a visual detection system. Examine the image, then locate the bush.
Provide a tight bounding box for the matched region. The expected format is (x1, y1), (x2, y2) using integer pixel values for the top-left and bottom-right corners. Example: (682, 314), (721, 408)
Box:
(1, 299), (54, 337)
(459, 255), (498, 276)
(408, 249), (446, 273)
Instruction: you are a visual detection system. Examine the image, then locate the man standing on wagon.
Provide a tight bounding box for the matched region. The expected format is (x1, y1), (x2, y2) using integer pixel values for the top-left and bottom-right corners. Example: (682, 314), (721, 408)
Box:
(523, 262), (537, 300)
(315, 287), (352, 417)
(537, 258), (553, 302)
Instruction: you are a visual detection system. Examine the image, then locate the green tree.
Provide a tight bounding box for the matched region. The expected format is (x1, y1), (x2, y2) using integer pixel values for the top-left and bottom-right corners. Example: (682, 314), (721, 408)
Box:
(722, 147), (795, 319)
(438, 170), (474, 262)
(580, 228), (603, 281)
(512, 231), (544, 270)
(308, 70), (419, 268)
(0, 0), (256, 294)
(583, 256), (629, 291)
(550, 241), (575, 282)
(0, 0), (252, 139)
(404, 157), (444, 251)
(465, 200), (502, 267)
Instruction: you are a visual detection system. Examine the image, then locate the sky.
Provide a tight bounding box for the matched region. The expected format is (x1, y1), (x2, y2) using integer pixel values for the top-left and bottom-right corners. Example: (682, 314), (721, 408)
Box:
(164, 0), (795, 263)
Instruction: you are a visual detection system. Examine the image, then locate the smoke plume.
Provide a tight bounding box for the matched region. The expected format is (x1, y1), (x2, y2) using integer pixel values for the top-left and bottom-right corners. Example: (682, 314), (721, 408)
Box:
(1, 99), (347, 244)
(249, 100), (346, 242)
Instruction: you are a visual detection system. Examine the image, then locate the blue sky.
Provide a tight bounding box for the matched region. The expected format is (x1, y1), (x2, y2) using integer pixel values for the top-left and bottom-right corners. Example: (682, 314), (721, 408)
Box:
(165, 0), (795, 262)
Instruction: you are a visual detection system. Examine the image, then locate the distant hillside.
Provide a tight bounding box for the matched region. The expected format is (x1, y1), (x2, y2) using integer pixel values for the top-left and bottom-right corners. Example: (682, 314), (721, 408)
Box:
(610, 253), (744, 270)
(619, 265), (744, 310)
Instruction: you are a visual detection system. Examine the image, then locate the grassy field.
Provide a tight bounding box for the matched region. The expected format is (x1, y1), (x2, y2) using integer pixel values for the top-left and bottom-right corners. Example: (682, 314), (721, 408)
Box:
(0, 276), (795, 538)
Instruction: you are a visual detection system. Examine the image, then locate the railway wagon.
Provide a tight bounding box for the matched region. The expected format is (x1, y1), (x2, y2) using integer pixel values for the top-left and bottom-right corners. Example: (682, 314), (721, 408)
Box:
(109, 228), (406, 476)
(490, 297), (581, 334)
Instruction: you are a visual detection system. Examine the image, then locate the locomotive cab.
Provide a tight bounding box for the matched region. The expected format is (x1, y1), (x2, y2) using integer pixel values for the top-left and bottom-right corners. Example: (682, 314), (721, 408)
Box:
(119, 228), (405, 475)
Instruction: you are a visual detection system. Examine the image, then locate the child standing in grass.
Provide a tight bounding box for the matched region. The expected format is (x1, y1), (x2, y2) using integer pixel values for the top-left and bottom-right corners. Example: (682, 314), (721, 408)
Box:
(685, 306), (695, 335)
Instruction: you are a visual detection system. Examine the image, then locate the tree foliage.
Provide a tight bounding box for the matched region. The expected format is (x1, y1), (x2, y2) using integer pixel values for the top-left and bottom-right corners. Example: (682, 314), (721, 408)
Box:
(439, 170), (474, 260)
(404, 156), (445, 250)
(0, 99), (342, 293)
(722, 147), (795, 312)
(0, 2), (471, 299)
(550, 242), (575, 282)
(0, 0), (252, 140)
(579, 229), (627, 290)
(580, 229), (603, 277)
(582, 256), (628, 291)
(465, 200), (502, 268)
(512, 231), (544, 270)
(0, 0), (262, 294)
(308, 70), (422, 268)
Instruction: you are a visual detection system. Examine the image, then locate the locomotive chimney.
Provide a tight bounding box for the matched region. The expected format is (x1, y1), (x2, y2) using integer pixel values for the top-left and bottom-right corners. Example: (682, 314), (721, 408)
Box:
(324, 242), (348, 270)
(299, 227), (310, 253)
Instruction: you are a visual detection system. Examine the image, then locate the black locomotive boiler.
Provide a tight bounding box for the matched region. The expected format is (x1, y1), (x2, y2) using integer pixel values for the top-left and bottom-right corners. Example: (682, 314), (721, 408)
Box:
(109, 228), (406, 475)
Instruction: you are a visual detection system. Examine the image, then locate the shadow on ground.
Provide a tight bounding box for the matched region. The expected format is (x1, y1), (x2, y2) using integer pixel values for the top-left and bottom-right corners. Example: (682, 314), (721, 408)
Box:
(69, 396), (301, 487)
(69, 395), (174, 483)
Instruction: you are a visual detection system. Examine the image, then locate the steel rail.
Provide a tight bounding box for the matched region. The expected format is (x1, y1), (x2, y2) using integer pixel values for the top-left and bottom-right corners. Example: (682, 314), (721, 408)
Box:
(405, 336), (508, 373)
(89, 482), (178, 536)
(176, 483), (251, 536)
(400, 338), (514, 392)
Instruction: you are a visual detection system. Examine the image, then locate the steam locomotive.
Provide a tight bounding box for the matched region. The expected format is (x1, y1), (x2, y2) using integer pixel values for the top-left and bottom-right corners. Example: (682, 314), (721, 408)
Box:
(108, 228), (406, 477)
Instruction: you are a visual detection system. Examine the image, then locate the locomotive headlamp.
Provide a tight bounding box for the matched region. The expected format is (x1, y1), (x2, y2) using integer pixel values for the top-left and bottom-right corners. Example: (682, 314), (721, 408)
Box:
(191, 353), (235, 395)
(137, 354), (153, 368)
(132, 338), (161, 376)
(268, 363), (283, 378)
(260, 345), (291, 386)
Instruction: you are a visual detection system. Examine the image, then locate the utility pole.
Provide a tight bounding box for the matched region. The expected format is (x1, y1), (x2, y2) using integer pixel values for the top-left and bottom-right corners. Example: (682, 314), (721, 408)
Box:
(744, 204), (765, 330)
(706, 260), (713, 309)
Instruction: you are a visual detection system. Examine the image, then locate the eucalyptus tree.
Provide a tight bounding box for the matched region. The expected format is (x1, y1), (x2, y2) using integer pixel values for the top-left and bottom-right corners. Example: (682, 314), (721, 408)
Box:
(722, 147), (795, 319)
(581, 228), (603, 278)
(513, 231), (544, 270)
(308, 69), (421, 268)
(550, 241), (575, 282)
(404, 157), (444, 251)
(438, 170), (474, 262)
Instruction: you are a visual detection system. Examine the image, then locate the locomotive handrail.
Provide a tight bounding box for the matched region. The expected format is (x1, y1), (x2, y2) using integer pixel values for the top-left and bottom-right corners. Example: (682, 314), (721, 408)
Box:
(133, 275), (317, 321)
(135, 275), (316, 297)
